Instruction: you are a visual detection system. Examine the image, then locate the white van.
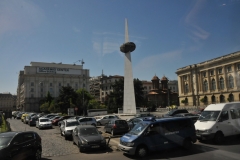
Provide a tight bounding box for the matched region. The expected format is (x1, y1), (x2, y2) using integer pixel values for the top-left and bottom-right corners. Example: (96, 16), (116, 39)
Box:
(195, 102), (240, 144)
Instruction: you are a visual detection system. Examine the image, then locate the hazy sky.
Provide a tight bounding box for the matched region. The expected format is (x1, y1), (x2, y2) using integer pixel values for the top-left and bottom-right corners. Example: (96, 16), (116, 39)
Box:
(1, 0), (240, 94)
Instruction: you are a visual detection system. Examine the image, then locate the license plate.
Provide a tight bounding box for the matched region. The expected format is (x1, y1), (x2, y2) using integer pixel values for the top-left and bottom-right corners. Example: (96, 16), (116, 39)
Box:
(91, 145), (99, 148)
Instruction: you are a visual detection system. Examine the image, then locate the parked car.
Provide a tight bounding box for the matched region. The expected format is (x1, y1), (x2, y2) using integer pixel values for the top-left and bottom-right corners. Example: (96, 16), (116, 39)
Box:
(78, 117), (97, 127)
(21, 112), (29, 122)
(36, 118), (52, 129)
(162, 109), (188, 117)
(60, 119), (80, 140)
(52, 116), (73, 126)
(0, 131), (42, 160)
(72, 125), (106, 152)
(127, 117), (157, 130)
(42, 114), (59, 119)
(96, 115), (120, 126)
(15, 112), (23, 119)
(49, 115), (61, 122)
(56, 116), (77, 127)
(24, 113), (37, 124)
(118, 117), (197, 158)
(29, 116), (39, 126)
(104, 119), (129, 136)
(173, 113), (199, 123)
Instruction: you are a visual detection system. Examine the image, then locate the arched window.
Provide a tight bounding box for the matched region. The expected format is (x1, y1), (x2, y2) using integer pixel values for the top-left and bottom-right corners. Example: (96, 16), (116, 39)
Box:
(220, 77), (224, 90)
(228, 75), (234, 88)
(211, 95), (216, 103)
(185, 84), (189, 93)
(211, 79), (216, 91)
(220, 95), (225, 103)
(229, 93), (234, 102)
(203, 80), (208, 91)
(185, 97), (188, 104)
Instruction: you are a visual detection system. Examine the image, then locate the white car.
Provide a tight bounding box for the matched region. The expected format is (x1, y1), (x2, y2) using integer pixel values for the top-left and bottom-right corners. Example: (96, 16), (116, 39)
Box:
(36, 117), (52, 129)
(60, 119), (80, 140)
(96, 115), (120, 126)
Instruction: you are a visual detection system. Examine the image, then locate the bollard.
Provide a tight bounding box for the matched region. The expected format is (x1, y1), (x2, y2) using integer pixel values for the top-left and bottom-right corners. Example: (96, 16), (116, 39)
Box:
(107, 136), (111, 145)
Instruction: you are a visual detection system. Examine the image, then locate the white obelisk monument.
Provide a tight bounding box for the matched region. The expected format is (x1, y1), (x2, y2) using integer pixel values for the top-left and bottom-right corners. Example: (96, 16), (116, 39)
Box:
(120, 19), (136, 114)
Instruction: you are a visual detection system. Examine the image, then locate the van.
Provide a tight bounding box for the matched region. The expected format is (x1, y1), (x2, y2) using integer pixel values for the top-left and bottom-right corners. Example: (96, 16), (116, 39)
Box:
(195, 102), (240, 144)
(118, 117), (196, 157)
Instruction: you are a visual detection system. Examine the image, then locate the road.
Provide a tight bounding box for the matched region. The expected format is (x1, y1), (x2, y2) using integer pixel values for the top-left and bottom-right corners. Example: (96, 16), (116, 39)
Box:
(7, 117), (240, 160)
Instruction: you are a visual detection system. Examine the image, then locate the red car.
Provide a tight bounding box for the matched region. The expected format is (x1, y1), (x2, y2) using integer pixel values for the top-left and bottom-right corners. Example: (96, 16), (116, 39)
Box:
(52, 115), (74, 126)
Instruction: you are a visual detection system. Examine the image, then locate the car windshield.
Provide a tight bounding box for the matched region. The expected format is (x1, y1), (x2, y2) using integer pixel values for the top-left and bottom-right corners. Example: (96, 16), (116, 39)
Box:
(40, 119), (50, 122)
(129, 122), (149, 135)
(198, 111), (220, 121)
(66, 121), (79, 127)
(79, 128), (99, 136)
(0, 137), (12, 148)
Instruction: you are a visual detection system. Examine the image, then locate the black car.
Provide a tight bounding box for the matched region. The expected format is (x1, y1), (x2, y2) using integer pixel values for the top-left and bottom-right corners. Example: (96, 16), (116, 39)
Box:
(29, 116), (39, 126)
(72, 125), (106, 152)
(0, 131), (42, 160)
(162, 109), (189, 117)
(104, 119), (129, 136)
(127, 117), (156, 130)
(173, 113), (199, 123)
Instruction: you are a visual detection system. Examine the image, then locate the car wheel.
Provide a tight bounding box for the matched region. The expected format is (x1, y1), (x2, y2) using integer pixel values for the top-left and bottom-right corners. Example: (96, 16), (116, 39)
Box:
(183, 138), (192, 150)
(34, 148), (42, 160)
(214, 132), (224, 144)
(135, 145), (148, 158)
(111, 130), (115, 136)
(78, 143), (84, 153)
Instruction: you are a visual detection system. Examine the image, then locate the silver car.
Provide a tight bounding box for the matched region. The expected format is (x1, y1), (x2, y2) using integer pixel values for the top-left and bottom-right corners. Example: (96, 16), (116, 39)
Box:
(60, 119), (80, 140)
(96, 115), (120, 126)
(36, 118), (52, 129)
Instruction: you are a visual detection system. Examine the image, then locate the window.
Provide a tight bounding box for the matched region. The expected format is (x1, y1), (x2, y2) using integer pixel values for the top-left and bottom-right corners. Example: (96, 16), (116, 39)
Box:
(227, 66), (232, 72)
(102, 92), (104, 95)
(31, 94), (34, 98)
(31, 82), (34, 86)
(203, 72), (206, 77)
(228, 75), (234, 88)
(31, 88), (34, 92)
(50, 83), (52, 87)
(218, 68), (222, 74)
(184, 84), (189, 93)
(220, 111), (229, 121)
(238, 64), (240, 70)
(40, 88), (43, 92)
(230, 109), (239, 119)
(211, 79), (216, 90)
(210, 70), (214, 76)
(219, 77), (224, 90)
(183, 75), (187, 80)
(59, 83), (61, 86)
(203, 80), (208, 91)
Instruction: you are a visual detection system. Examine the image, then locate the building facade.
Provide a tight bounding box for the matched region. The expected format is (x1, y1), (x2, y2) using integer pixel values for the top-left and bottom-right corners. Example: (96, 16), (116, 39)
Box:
(89, 75), (124, 103)
(176, 51), (240, 107)
(16, 62), (89, 112)
(0, 93), (17, 111)
(147, 75), (179, 108)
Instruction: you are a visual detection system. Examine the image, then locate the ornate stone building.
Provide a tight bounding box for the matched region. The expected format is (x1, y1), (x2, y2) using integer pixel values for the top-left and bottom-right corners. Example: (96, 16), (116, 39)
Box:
(147, 75), (179, 108)
(16, 62), (89, 112)
(176, 51), (240, 107)
(0, 93), (16, 111)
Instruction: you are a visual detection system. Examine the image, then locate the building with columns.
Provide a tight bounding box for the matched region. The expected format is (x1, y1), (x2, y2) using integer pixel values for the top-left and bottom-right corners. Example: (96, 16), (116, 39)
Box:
(176, 51), (240, 107)
(16, 62), (89, 112)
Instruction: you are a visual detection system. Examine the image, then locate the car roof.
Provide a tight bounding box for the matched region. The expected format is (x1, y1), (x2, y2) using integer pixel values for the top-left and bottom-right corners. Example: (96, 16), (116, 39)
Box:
(76, 125), (95, 129)
(0, 131), (36, 137)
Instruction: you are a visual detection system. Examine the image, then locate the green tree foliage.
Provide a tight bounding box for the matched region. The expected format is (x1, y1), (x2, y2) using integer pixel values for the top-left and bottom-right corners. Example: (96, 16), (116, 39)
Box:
(105, 78), (145, 113)
(45, 91), (54, 108)
(40, 102), (50, 113)
(56, 86), (78, 114)
(76, 88), (94, 115)
(134, 78), (144, 107)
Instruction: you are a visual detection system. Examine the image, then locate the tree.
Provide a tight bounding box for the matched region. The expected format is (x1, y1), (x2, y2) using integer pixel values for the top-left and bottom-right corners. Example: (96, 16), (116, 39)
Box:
(45, 91), (54, 109)
(56, 86), (78, 114)
(76, 88), (94, 115)
(134, 78), (144, 107)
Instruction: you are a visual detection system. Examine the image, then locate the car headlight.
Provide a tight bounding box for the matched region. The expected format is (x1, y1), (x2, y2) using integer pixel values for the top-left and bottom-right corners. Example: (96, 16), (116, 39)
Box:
(203, 129), (212, 133)
(125, 142), (134, 147)
(81, 140), (88, 144)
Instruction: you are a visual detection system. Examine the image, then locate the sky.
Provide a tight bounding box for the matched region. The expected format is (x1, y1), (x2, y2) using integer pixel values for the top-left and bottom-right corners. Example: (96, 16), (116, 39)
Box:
(1, 0), (240, 95)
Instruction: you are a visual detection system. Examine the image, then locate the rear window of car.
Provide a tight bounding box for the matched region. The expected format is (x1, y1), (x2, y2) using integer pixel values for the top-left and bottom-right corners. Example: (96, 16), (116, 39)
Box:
(66, 121), (79, 127)
(115, 120), (127, 124)
(40, 119), (50, 122)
